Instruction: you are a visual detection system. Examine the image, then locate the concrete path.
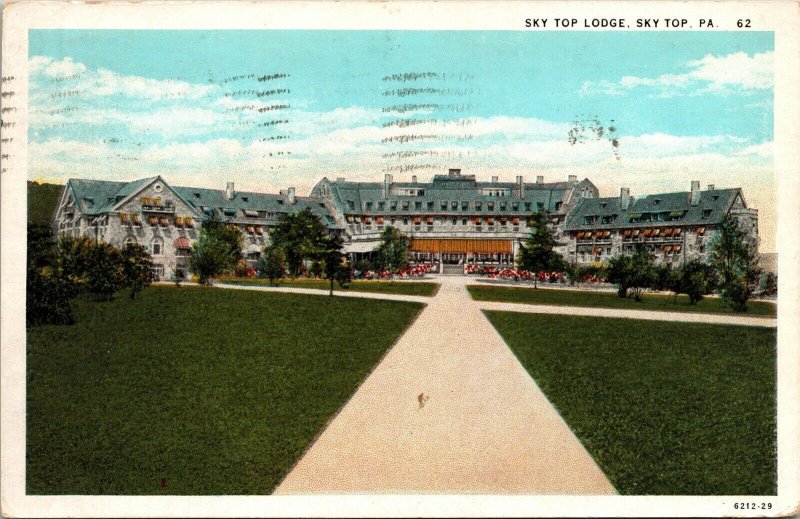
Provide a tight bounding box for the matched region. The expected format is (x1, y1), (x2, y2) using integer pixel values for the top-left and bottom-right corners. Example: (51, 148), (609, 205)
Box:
(478, 300), (777, 328)
(273, 275), (617, 494)
(213, 282), (431, 304)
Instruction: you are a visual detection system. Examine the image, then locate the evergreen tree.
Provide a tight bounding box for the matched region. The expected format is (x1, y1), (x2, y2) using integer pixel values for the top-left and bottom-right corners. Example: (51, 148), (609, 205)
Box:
(321, 234), (351, 296)
(517, 212), (563, 288)
(710, 214), (760, 312)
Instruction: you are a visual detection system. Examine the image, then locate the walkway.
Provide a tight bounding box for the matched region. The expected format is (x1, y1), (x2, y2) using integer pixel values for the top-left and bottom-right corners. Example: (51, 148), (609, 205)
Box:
(204, 276), (773, 493)
(272, 276), (616, 494)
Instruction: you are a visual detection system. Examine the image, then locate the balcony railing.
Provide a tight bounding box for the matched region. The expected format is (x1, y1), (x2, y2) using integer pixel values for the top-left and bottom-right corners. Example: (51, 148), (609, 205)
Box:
(141, 204), (175, 214)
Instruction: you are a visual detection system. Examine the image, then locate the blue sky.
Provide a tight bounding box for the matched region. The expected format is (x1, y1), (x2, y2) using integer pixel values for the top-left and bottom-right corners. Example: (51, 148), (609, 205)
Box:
(28, 30), (776, 249)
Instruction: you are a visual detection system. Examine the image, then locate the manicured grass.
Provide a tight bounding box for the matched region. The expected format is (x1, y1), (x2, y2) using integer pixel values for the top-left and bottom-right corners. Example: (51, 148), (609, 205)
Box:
(27, 286), (424, 495)
(222, 277), (440, 297)
(468, 284), (776, 317)
(485, 311), (776, 495)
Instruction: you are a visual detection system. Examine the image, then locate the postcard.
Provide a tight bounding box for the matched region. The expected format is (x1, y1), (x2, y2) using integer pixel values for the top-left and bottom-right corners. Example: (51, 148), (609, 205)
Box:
(1, 0), (799, 517)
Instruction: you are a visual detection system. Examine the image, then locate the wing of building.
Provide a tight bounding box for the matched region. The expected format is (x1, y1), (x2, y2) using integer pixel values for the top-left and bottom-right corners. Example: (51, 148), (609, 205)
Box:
(53, 171), (758, 279)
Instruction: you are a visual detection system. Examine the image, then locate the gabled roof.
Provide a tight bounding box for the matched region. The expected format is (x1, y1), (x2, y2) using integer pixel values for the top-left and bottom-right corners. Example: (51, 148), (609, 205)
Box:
(563, 188), (743, 229)
(66, 178), (129, 214)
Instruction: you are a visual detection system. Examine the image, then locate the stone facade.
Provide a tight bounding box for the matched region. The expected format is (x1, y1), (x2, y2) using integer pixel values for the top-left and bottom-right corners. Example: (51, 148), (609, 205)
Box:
(53, 171), (758, 278)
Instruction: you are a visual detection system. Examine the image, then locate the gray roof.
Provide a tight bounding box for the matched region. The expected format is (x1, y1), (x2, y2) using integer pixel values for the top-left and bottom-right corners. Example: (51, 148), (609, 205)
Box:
(325, 176), (570, 215)
(64, 178), (337, 227)
(563, 188), (743, 230)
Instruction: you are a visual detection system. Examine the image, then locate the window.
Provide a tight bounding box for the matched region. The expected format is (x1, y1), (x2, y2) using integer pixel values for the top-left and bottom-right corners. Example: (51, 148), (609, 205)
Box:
(366, 202), (373, 210)
(462, 202), (469, 210)
(440, 202), (448, 210)
(554, 201), (563, 211)
(152, 237), (164, 256)
(462, 218), (467, 226)
(512, 202), (519, 211)
(125, 237), (137, 247)
(500, 201), (507, 210)
(524, 202), (532, 211)
(150, 264), (165, 280)
(451, 201), (458, 210)
(537, 202), (544, 211)
(391, 201), (398, 210)
(347, 200), (355, 210)
(415, 201), (422, 210)
(702, 209), (712, 218)
(487, 202), (495, 210)
(427, 201), (434, 210)
(452, 218), (457, 225)
(378, 201), (385, 210)
(475, 202), (483, 211)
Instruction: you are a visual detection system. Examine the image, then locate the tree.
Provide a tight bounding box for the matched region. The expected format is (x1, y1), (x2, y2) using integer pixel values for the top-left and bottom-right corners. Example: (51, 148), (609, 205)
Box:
(375, 226), (409, 276)
(120, 243), (153, 300)
(517, 212), (564, 288)
(86, 242), (125, 301)
(258, 244), (286, 286)
(675, 260), (716, 305)
(606, 247), (655, 301)
(710, 214), (760, 312)
(56, 236), (95, 286)
(269, 208), (329, 277)
(321, 234), (351, 296)
(189, 233), (237, 285)
(26, 264), (76, 326)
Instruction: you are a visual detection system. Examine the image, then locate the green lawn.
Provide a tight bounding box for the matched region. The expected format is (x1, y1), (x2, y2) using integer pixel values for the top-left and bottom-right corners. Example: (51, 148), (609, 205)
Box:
(221, 277), (440, 297)
(27, 286), (424, 495)
(468, 284), (776, 317)
(485, 311), (776, 495)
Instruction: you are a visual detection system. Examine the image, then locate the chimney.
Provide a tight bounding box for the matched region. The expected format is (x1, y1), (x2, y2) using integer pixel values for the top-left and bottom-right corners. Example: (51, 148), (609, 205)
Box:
(226, 182), (235, 200)
(287, 187), (296, 205)
(491, 175), (499, 183)
(448, 168), (461, 177)
(568, 174), (577, 183)
(336, 177), (345, 183)
(620, 187), (630, 210)
(707, 184), (715, 191)
(516, 175), (525, 198)
(536, 175), (544, 184)
(412, 175), (417, 183)
(384, 173), (393, 199)
(690, 181), (701, 206)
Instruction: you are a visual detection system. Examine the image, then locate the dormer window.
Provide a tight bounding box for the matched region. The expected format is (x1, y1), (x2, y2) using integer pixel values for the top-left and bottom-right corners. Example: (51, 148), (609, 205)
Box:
(366, 202), (373, 210)
(391, 201), (398, 210)
(600, 202), (607, 208)
(702, 209), (712, 218)
(241, 197), (249, 202)
(194, 192), (201, 199)
(653, 198), (661, 205)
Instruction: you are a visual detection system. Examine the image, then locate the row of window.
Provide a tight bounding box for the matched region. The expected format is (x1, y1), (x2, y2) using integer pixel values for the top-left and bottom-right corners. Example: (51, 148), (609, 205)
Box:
(349, 200), (554, 212)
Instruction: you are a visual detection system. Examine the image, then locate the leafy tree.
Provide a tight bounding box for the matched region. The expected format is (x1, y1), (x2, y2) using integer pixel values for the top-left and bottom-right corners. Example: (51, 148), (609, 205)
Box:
(606, 247), (655, 301)
(120, 242), (153, 300)
(269, 208), (328, 277)
(675, 260), (717, 305)
(375, 226), (409, 276)
(26, 264), (76, 326)
(86, 242), (125, 301)
(28, 223), (57, 270)
(652, 263), (678, 293)
(258, 245), (286, 286)
(759, 272), (777, 297)
(202, 212), (243, 269)
(321, 234), (351, 296)
(56, 236), (95, 286)
(517, 212), (564, 288)
(189, 233), (237, 285)
(710, 214), (760, 312)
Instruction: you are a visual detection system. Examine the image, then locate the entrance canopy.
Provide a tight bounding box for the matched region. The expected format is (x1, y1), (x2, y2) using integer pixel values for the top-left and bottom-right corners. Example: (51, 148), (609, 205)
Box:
(409, 238), (512, 254)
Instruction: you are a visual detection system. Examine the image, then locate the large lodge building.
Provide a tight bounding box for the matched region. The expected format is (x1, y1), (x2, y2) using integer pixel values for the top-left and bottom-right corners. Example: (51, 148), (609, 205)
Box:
(53, 169), (758, 279)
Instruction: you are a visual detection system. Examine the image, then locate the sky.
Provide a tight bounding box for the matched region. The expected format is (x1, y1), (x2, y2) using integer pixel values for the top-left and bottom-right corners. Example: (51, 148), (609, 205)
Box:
(28, 30), (776, 251)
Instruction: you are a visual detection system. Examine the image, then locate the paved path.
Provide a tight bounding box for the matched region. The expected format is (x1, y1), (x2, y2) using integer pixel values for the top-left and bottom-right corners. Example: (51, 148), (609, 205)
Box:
(273, 275), (616, 494)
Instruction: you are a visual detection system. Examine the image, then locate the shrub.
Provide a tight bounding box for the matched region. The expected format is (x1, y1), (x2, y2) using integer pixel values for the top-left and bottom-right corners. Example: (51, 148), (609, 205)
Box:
(257, 245), (287, 286)
(86, 243), (125, 301)
(120, 243), (153, 300)
(26, 265), (75, 326)
(675, 260), (716, 305)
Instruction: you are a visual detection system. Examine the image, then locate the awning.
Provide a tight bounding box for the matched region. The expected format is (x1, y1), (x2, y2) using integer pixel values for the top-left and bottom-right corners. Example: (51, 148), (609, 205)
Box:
(413, 216), (421, 224)
(246, 226), (255, 233)
(363, 216), (371, 224)
(662, 245), (670, 252)
(344, 241), (378, 253)
(376, 216), (384, 224)
(174, 217), (183, 226)
(651, 228), (660, 236)
(499, 217), (507, 224)
(148, 216), (158, 225)
(623, 229), (632, 237)
(486, 217), (495, 224)
(663, 228), (673, 236)
(245, 243), (261, 254)
(592, 247), (601, 254)
(174, 237), (191, 249)
(631, 229), (640, 236)
(131, 214), (141, 224)
(409, 238), (512, 254)
(673, 228), (681, 236)
(512, 217), (520, 225)
(425, 216), (433, 224)
(695, 226), (705, 234)
(159, 217), (169, 226)
(675, 245), (682, 252)
(244, 209), (259, 217)
(603, 230), (611, 238)
(472, 217), (481, 224)
(254, 226), (262, 233)
(642, 229), (652, 237)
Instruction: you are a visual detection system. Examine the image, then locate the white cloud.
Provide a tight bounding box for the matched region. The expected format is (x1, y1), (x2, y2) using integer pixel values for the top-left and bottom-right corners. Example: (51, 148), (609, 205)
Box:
(581, 51), (773, 97)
